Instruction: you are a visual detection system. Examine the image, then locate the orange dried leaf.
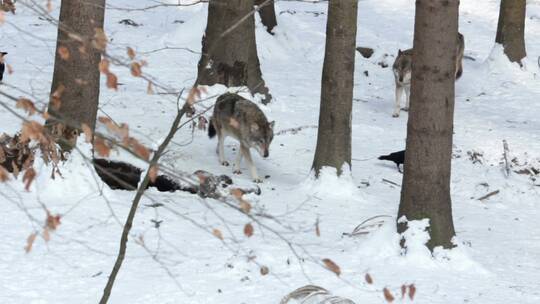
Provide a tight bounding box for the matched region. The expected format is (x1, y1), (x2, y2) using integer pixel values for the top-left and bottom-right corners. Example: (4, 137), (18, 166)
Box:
(146, 81), (154, 95)
(212, 228), (223, 240)
(383, 288), (394, 303)
(58, 46), (70, 60)
(244, 223), (254, 237)
(322, 258), (341, 276)
(408, 284), (416, 300)
(81, 123), (93, 143)
(106, 72), (118, 90)
(24, 232), (37, 253)
(365, 273), (373, 284)
(0, 165), (9, 182)
(239, 200), (251, 214)
(130, 62), (142, 77)
(127, 47), (136, 60)
(94, 137), (111, 157)
(16, 98), (37, 115)
(230, 188), (244, 199)
(315, 218), (320, 237)
(93, 28), (108, 50)
(149, 165), (158, 183)
(131, 140), (150, 160)
(0, 11), (4, 24)
(99, 59), (110, 74)
(22, 167), (36, 191)
(98, 116), (112, 125)
(20, 121), (44, 142)
(46, 212), (61, 230)
(46, 0), (53, 12)
(186, 86), (204, 105)
(43, 228), (50, 242)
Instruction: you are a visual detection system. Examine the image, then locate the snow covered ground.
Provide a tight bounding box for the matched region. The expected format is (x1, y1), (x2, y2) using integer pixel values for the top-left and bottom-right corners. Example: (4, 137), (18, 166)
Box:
(1, 0), (539, 303)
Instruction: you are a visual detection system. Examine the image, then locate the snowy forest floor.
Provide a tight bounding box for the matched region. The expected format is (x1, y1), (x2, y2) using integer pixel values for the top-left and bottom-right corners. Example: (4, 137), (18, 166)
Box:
(1, 0), (540, 303)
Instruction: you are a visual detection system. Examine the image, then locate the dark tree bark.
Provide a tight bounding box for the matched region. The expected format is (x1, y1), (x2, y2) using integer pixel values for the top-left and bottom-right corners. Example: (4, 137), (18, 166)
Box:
(495, 0), (526, 65)
(46, 0), (106, 150)
(312, 0), (357, 176)
(255, 0), (277, 34)
(397, 0), (459, 250)
(196, 0), (271, 103)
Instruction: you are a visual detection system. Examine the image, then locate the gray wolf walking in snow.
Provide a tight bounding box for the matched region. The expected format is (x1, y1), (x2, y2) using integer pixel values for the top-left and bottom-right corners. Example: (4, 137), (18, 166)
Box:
(208, 93), (274, 183)
(392, 32), (464, 117)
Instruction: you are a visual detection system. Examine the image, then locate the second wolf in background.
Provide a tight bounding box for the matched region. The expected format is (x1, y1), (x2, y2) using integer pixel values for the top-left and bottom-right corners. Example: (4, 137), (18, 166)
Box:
(208, 93), (274, 183)
(392, 32), (464, 117)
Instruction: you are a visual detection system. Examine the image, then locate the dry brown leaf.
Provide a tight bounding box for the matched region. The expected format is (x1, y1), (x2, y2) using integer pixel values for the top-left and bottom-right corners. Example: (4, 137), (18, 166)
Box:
(16, 98), (37, 115)
(315, 217), (320, 237)
(230, 188), (244, 199)
(22, 167), (36, 191)
(131, 140), (150, 160)
(58, 46), (70, 60)
(244, 223), (254, 237)
(365, 273), (373, 284)
(81, 123), (93, 143)
(401, 285), (407, 299)
(20, 121), (45, 143)
(260, 266), (269, 276)
(50, 84), (65, 110)
(98, 116), (112, 125)
(383, 288), (394, 303)
(99, 59), (110, 74)
(46, 212), (61, 230)
(149, 165), (158, 183)
(94, 137), (111, 157)
(0, 165), (9, 182)
(322, 258), (341, 276)
(46, 0), (53, 12)
(146, 81), (154, 95)
(106, 72), (118, 90)
(43, 228), (50, 242)
(212, 228), (223, 240)
(186, 86), (206, 105)
(24, 232), (37, 253)
(130, 62), (142, 77)
(127, 47), (136, 60)
(408, 284), (416, 300)
(0, 11), (5, 24)
(239, 200), (252, 214)
(93, 28), (108, 50)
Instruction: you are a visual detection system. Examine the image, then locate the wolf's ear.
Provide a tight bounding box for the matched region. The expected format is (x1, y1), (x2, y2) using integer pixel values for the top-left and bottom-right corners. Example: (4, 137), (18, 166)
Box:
(251, 123), (259, 132)
(398, 49), (402, 56)
(269, 121), (275, 129)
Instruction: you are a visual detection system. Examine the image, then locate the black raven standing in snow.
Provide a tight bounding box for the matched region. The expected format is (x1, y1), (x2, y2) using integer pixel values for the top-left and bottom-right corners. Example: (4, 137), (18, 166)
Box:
(378, 150), (405, 172)
(0, 52), (7, 82)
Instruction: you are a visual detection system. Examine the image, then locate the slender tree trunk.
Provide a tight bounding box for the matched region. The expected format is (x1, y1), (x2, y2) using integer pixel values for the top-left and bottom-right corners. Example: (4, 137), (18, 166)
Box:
(495, 0), (526, 65)
(46, 0), (106, 150)
(255, 0), (277, 34)
(196, 0), (271, 103)
(312, 0), (357, 176)
(397, 0), (458, 250)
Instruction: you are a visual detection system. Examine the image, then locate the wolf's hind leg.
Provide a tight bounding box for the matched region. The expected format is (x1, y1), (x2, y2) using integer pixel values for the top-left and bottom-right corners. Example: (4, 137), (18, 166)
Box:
(233, 146), (243, 174)
(217, 132), (228, 166)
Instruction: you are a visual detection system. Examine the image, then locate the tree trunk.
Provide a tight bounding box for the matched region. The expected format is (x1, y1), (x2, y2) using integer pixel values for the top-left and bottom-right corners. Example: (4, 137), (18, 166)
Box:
(255, 0), (277, 34)
(495, 0), (526, 65)
(46, 0), (106, 150)
(312, 0), (357, 176)
(397, 0), (458, 250)
(196, 0), (271, 103)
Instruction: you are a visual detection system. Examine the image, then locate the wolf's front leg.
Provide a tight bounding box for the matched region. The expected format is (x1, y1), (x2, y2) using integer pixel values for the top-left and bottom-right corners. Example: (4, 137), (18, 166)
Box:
(403, 85), (410, 111)
(393, 85), (404, 117)
(240, 145), (261, 183)
(233, 147), (243, 174)
(217, 133), (229, 166)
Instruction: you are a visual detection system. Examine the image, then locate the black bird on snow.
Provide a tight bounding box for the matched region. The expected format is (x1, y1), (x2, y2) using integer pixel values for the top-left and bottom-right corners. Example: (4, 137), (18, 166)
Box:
(378, 150), (405, 172)
(0, 52), (7, 82)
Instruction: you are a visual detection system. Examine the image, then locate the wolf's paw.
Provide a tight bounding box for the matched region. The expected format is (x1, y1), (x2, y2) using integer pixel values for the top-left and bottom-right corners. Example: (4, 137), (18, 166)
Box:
(392, 112), (400, 118)
(401, 107), (409, 112)
(221, 161), (230, 166)
(233, 169), (242, 175)
(253, 178), (263, 184)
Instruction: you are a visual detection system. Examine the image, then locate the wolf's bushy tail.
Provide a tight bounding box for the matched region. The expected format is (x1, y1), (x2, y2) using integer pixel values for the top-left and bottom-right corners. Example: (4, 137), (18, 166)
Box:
(208, 117), (216, 138)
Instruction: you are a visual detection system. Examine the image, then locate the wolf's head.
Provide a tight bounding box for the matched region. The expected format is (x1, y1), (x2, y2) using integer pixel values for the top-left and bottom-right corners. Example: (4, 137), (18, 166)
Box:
(247, 121), (274, 158)
(393, 49), (412, 84)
